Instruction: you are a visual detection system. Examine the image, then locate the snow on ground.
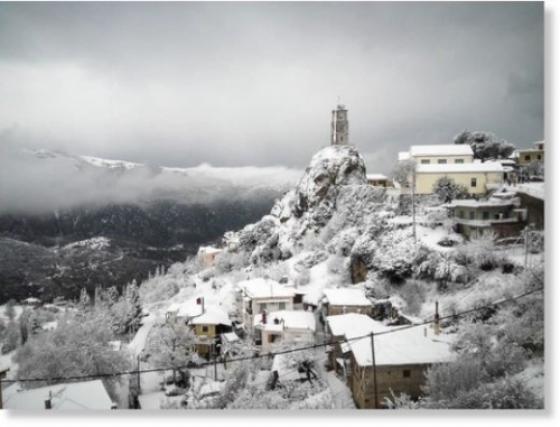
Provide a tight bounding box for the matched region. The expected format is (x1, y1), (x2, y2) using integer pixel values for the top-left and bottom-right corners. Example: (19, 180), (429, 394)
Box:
(416, 225), (463, 252)
(0, 350), (18, 379)
(128, 313), (157, 357)
(326, 372), (356, 409)
(418, 269), (524, 320)
(80, 155), (143, 170)
(62, 237), (111, 251)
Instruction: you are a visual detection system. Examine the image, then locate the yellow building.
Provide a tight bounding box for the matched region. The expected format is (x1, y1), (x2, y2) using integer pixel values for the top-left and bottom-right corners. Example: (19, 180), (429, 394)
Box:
(415, 162), (504, 195)
(514, 141), (544, 166)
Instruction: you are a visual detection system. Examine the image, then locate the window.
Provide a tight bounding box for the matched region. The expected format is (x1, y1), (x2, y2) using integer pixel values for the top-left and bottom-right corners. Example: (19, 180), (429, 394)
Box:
(201, 325), (208, 333)
(469, 211), (475, 220)
(470, 177), (477, 188)
(438, 159), (447, 164)
(482, 211), (490, 220)
(525, 155), (531, 161)
(258, 303), (266, 313)
(421, 159), (430, 164)
(455, 159), (464, 164)
(403, 369), (411, 378)
(458, 210), (464, 219)
(279, 302), (286, 310)
(537, 155), (542, 160)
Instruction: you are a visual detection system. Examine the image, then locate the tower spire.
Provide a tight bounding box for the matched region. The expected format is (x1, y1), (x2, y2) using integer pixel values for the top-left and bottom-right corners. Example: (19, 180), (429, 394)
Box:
(330, 103), (349, 145)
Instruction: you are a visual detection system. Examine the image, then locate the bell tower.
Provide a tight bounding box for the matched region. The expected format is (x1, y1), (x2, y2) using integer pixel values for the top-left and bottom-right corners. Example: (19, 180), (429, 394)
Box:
(330, 104), (349, 145)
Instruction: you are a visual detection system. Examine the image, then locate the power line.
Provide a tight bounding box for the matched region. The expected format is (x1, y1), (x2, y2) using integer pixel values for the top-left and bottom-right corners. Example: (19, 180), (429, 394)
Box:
(0, 286), (543, 385)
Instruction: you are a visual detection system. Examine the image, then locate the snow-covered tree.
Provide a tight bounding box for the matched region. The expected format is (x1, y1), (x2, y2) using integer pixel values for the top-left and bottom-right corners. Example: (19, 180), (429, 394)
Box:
(453, 130), (515, 161)
(392, 159), (416, 188)
(1, 321), (20, 354)
(144, 321), (197, 385)
(14, 311), (131, 388)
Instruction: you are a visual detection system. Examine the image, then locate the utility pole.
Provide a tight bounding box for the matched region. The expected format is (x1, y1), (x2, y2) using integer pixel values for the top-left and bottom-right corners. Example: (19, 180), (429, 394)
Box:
(411, 168), (417, 242)
(524, 225), (533, 269)
(213, 344), (218, 381)
(370, 333), (379, 409)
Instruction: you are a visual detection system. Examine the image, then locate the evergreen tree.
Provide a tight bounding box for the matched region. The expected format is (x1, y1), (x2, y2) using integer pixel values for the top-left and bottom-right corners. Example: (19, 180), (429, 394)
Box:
(5, 299), (16, 321)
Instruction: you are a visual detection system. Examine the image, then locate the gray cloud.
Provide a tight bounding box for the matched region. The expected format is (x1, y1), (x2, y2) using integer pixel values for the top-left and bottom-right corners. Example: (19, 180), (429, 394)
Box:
(0, 1), (543, 176)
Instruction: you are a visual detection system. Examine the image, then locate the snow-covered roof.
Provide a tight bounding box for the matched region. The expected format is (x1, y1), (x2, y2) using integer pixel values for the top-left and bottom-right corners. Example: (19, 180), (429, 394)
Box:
(254, 310), (316, 332)
(323, 288), (371, 307)
(3, 380), (114, 410)
(239, 278), (296, 299)
(410, 144), (473, 157)
(366, 174), (388, 181)
(448, 199), (514, 208)
(221, 332), (239, 343)
(416, 161), (504, 174)
(515, 183), (545, 201)
(326, 313), (390, 338)
(190, 306), (232, 326)
(348, 326), (455, 367)
(398, 151), (411, 161)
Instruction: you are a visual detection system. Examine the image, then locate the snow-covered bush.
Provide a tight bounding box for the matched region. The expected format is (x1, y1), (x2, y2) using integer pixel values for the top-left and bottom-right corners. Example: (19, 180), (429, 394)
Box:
(447, 377), (541, 409)
(455, 232), (502, 271)
(432, 176), (470, 203)
(1, 321), (20, 354)
(372, 228), (420, 281)
(395, 280), (428, 316)
(140, 277), (181, 304)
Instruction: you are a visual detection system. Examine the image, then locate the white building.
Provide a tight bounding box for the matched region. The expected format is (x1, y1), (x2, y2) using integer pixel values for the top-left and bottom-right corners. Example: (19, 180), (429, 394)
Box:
(253, 310), (316, 353)
(238, 278), (296, 330)
(401, 144), (475, 165)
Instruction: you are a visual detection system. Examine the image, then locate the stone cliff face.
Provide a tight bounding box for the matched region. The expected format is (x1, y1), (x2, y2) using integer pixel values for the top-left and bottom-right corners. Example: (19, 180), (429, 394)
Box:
(226, 145), (387, 267)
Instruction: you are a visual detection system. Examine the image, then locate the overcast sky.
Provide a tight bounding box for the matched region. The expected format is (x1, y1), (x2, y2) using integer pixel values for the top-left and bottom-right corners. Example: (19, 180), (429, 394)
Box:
(0, 1), (543, 173)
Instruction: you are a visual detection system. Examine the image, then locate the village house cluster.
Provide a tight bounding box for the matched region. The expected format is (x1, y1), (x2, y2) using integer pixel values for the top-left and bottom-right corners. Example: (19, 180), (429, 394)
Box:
(365, 139), (545, 240)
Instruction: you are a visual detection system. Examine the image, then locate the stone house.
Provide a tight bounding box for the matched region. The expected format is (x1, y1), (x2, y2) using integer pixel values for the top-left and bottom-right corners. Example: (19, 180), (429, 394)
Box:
(322, 288), (372, 317)
(325, 313), (389, 386)
(347, 326), (454, 408)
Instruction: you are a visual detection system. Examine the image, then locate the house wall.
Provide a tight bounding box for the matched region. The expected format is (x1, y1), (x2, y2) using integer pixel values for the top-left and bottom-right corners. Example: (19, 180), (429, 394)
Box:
(518, 193), (544, 230)
(242, 297), (294, 331)
(413, 154), (473, 165)
(415, 171), (503, 195)
(351, 358), (431, 409)
(517, 150), (544, 166)
(260, 327), (315, 353)
(326, 305), (372, 317)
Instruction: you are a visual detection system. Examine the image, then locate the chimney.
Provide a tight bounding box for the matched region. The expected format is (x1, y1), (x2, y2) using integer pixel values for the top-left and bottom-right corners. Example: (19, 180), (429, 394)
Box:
(196, 297), (205, 314)
(44, 391), (53, 409)
(433, 301), (441, 335)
